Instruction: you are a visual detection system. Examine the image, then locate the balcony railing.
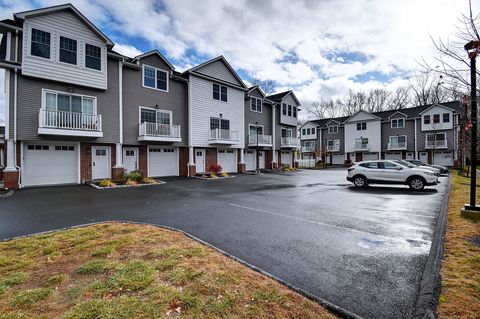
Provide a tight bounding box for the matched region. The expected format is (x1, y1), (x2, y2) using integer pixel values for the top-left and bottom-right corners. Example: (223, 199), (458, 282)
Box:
(138, 122), (182, 142)
(388, 141), (407, 150)
(353, 143), (370, 151)
(248, 134), (273, 147)
(301, 145), (315, 152)
(281, 137), (300, 148)
(38, 109), (103, 137)
(209, 129), (240, 144)
(326, 145), (340, 152)
(425, 140), (447, 149)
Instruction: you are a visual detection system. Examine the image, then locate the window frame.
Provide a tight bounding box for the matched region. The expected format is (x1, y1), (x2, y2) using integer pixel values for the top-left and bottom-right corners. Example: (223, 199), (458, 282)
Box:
(356, 122), (367, 131)
(30, 27), (51, 60)
(138, 106), (172, 125)
(433, 114), (440, 124)
(423, 115), (431, 124)
(213, 83), (228, 102)
(327, 139), (340, 149)
(58, 35), (78, 66)
(250, 97), (263, 113)
(210, 117), (230, 130)
(391, 118), (405, 128)
(142, 64), (169, 92)
(42, 89), (97, 114)
(389, 135), (407, 145)
(281, 128), (293, 138)
(85, 43), (102, 71)
(442, 112), (450, 123)
(302, 128), (306, 136)
(426, 132), (446, 142)
(328, 125), (338, 134)
(282, 103), (287, 115)
(249, 124), (264, 137)
(287, 104), (292, 116)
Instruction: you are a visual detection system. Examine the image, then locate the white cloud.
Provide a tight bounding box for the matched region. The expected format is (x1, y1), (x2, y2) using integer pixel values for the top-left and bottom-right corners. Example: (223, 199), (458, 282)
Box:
(112, 43), (142, 58)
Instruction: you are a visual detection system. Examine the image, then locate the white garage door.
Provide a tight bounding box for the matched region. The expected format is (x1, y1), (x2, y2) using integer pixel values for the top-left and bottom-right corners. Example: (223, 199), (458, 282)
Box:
(332, 154), (345, 165)
(406, 152), (414, 160)
(385, 152), (402, 160)
(23, 143), (78, 187)
(245, 150), (255, 171)
(148, 147), (178, 177)
(433, 151), (453, 166)
(363, 153), (379, 161)
(281, 150), (292, 166)
(419, 152), (428, 163)
(218, 149), (237, 172)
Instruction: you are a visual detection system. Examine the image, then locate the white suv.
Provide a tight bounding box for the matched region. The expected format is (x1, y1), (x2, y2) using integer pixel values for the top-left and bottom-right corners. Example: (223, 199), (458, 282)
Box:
(346, 160), (439, 190)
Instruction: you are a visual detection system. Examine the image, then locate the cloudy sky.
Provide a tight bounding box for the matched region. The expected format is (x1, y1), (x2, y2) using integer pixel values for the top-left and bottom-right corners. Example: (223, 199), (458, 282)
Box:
(0, 0), (476, 124)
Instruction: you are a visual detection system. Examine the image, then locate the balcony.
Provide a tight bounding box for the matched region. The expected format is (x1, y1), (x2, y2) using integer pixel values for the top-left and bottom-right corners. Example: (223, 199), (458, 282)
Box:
(425, 140), (447, 149)
(248, 134), (273, 147)
(353, 143), (370, 151)
(209, 129), (240, 145)
(388, 141), (407, 150)
(138, 123), (182, 142)
(38, 109), (103, 137)
(326, 145), (340, 152)
(281, 137), (300, 148)
(301, 145), (315, 152)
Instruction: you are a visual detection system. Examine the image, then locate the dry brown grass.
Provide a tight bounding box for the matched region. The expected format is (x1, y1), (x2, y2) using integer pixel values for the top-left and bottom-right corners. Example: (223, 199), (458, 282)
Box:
(438, 173), (480, 319)
(0, 222), (337, 319)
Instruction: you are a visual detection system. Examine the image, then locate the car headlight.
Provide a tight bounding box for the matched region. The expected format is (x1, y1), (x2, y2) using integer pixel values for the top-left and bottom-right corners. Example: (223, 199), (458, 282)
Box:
(424, 172), (436, 176)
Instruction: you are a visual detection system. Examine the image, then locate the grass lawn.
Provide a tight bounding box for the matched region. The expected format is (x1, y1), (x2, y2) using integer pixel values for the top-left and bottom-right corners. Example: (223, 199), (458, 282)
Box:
(438, 173), (480, 318)
(0, 222), (336, 319)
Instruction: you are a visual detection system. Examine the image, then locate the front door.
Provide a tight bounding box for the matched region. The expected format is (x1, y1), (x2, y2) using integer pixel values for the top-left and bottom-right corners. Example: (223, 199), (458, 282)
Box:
(419, 152), (428, 163)
(92, 147), (111, 180)
(259, 151), (265, 169)
(123, 148), (138, 173)
(196, 149), (205, 173)
(355, 153), (363, 162)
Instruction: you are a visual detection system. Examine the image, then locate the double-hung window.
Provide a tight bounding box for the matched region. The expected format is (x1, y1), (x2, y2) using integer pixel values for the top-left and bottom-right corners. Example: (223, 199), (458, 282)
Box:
(356, 122), (367, 130)
(443, 113), (450, 123)
(391, 118), (405, 128)
(328, 125), (338, 134)
(85, 44), (101, 70)
(251, 97), (262, 112)
(433, 114), (440, 124)
(143, 65), (168, 91)
(213, 84), (227, 102)
(293, 106), (297, 117)
(282, 103), (287, 115)
(59, 36), (77, 65)
(31, 28), (51, 59)
(287, 105), (292, 116)
(302, 128), (306, 135)
(424, 115), (430, 124)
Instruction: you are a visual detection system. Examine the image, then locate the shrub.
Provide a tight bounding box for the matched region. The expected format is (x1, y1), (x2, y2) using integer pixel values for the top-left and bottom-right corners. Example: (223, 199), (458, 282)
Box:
(126, 170), (144, 182)
(142, 177), (156, 184)
(281, 164), (293, 172)
(99, 179), (116, 187)
(125, 179), (137, 186)
(219, 172), (229, 177)
(208, 164), (223, 175)
(112, 169), (127, 184)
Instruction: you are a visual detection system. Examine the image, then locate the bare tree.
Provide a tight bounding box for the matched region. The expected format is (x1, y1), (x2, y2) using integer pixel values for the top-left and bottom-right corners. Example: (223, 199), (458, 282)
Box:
(365, 88), (391, 112)
(249, 76), (275, 95)
(388, 86), (412, 110)
(342, 89), (367, 116)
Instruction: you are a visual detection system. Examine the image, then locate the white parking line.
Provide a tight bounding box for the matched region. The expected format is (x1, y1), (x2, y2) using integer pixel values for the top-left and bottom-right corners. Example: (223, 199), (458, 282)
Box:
(228, 203), (431, 244)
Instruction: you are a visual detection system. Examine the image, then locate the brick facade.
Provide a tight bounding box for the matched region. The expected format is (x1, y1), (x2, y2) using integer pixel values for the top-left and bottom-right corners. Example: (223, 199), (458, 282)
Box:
(178, 147), (188, 177)
(3, 170), (19, 189)
(205, 148), (217, 172)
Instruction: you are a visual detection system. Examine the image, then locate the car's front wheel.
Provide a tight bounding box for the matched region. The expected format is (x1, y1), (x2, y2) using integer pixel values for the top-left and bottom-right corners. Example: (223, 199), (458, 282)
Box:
(408, 176), (425, 190)
(353, 175), (367, 188)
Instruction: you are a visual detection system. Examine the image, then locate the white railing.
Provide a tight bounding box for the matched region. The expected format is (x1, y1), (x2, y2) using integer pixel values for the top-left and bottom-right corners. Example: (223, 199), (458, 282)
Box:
(139, 122), (181, 138)
(248, 134), (273, 146)
(299, 158), (316, 168)
(326, 145), (340, 152)
(353, 143), (369, 150)
(301, 145), (315, 152)
(388, 141), (407, 150)
(210, 129), (239, 141)
(39, 109), (102, 131)
(426, 139), (447, 149)
(281, 137), (300, 147)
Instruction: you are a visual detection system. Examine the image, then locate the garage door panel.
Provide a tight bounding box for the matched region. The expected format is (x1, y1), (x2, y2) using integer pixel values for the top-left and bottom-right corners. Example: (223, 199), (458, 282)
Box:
(245, 151), (255, 171)
(23, 143), (78, 186)
(148, 147), (178, 177)
(363, 153), (378, 161)
(281, 151), (292, 166)
(332, 154), (344, 164)
(385, 152), (402, 160)
(218, 149), (237, 172)
(433, 151), (453, 166)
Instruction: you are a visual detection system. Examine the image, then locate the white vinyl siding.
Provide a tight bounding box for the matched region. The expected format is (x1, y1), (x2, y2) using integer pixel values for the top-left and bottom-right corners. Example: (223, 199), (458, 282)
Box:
(194, 59), (243, 86)
(22, 11), (108, 89)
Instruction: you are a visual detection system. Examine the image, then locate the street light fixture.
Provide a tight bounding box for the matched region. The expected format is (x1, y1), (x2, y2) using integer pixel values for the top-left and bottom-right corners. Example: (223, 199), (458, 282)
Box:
(462, 40), (480, 216)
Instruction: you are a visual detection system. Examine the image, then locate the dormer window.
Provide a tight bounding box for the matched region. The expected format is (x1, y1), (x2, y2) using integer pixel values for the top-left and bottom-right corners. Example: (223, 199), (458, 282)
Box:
(391, 118), (405, 128)
(443, 113), (450, 123)
(328, 125), (338, 134)
(31, 28), (51, 59)
(85, 44), (101, 70)
(143, 65), (168, 91)
(356, 122), (367, 130)
(59, 36), (77, 65)
(251, 97), (262, 112)
(213, 84), (227, 102)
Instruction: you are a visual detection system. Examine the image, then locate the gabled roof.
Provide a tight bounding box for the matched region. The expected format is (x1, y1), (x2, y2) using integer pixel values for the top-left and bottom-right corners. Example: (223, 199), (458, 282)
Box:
(186, 55), (247, 89)
(267, 90), (301, 106)
(14, 3), (114, 48)
(418, 103), (457, 115)
(387, 111), (408, 119)
(345, 110), (382, 122)
(246, 85), (266, 98)
(132, 49), (175, 70)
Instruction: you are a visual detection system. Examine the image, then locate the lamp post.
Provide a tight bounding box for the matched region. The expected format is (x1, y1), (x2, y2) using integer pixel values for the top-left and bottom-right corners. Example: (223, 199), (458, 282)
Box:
(255, 121), (260, 174)
(462, 40), (480, 215)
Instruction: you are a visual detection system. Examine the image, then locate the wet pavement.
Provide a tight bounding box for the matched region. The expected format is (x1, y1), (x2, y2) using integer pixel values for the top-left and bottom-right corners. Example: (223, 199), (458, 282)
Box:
(0, 169), (449, 319)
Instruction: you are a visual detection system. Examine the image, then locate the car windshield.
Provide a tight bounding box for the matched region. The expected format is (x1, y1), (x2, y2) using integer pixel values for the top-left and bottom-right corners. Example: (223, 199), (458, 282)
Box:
(394, 160), (415, 168)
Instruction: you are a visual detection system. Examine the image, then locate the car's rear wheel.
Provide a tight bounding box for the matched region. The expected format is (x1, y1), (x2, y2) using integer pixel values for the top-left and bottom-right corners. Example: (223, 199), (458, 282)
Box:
(353, 175), (367, 188)
(408, 176), (425, 190)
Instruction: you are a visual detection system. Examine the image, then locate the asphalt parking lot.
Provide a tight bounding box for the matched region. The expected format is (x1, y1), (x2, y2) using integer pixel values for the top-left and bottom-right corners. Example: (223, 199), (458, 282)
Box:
(0, 169), (449, 319)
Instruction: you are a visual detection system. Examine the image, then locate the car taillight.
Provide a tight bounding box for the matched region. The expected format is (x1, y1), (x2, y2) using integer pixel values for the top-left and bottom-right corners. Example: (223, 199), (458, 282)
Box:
(348, 167), (355, 172)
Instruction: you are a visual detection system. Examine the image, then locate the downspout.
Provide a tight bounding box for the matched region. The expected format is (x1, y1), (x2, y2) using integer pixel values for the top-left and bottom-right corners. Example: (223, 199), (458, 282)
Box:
(272, 102), (276, 167)
(187, 74), (193, 177)
(414, 118), (418, 159)
(113, 59), (124, 171)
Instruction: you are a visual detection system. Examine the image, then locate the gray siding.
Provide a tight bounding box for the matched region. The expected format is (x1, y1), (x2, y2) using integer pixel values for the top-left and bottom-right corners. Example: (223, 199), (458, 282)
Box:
(8, 71), (14, 139)
(416, 119), (455, 151)
(15, 58), (120, 143)
(381, 118), (415, 152)
(122, 55), (187, 146)
(194, 60), (243, 87)
(321, 126), (345, 153)
(244, 91), (272, 147)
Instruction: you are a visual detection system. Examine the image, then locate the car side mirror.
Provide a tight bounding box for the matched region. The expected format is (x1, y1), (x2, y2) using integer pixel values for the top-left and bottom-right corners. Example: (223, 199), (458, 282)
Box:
(396, 167), (403, 170)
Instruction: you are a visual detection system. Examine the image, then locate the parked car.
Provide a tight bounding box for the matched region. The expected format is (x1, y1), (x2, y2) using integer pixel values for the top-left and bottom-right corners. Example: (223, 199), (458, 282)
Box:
(394, 160), (441, 176)
(403, 159), (449, 175)
(346, 160), (439, 190)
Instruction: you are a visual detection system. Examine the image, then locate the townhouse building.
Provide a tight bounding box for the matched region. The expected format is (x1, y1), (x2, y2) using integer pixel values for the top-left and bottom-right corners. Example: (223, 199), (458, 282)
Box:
(0, 4), (300, 189)
(300, 101), (460, 166)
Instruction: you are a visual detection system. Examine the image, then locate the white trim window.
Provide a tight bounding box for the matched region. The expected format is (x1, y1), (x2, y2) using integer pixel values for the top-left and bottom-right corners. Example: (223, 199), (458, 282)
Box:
(327, 139), (340, 150)
(85, 44), (101, 70)
(282, 103), (287, 115)
(426, 132), (447, 147)
(249, 124), (264, 136)
(43, 90), (96, 114)
(31, 28), (51, 59)
(143, 65), (169, 91)
(59, 36), (77, 65)
(251, 97), (262, 112)
(356, 122), (367, 130)
(391, 118), (405, 128)
(328, 125), (338, 134)
(213, 84), (227, 102)
(139, 107), (172, 125)
(389, 135), (406, 147)
(281, 128), (292, 138)
(442, 113), (450, 123)
(210, 117), (230, 130)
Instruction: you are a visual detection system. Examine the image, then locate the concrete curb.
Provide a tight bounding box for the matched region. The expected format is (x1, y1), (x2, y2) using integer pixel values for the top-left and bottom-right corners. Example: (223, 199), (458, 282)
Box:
(411, 176), (451, 319)
(1, 220), (364, 319)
